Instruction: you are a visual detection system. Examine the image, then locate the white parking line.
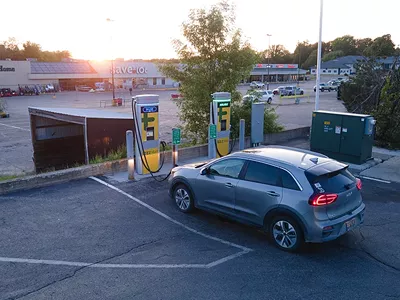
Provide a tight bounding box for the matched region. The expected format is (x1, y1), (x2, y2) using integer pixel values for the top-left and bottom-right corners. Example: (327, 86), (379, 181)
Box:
(0, 177), (252, 269)
(89, 176), (252, 252)
(360, 176), (391, 184)
(0, 122), (30, 131)
(0, 256), (238, 269)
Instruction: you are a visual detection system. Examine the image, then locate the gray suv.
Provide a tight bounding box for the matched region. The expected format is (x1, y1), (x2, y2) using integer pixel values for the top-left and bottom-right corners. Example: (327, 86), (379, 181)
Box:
(168, 146), (365, 252)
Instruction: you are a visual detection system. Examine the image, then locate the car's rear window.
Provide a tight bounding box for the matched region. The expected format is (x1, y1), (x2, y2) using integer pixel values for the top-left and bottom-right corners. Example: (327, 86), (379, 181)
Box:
(306, 168), (356, 193)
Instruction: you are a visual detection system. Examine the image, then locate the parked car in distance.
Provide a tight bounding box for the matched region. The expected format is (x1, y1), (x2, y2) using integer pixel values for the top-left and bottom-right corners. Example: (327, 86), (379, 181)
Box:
(45, 84), (55, 93)
(169, 146), (365, 252)
(314, 83), (332, 92)
(250, 81), (265, 88)
(337, 77), (349, 83)
(285, 86), (304, 96)
(273, 86), (286, 95)
(243, 89), (274, 104)
(0, 88), (12, 97)
(327, 80), (340, 91)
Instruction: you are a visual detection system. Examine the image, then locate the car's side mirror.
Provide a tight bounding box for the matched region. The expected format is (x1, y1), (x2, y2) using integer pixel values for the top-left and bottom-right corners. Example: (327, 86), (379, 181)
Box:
(200, 167), (209, 175)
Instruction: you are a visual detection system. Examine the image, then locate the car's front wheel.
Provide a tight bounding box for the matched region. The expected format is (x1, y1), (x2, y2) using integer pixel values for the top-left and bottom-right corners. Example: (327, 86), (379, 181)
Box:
(173, 184), (195, 213)
(268, 216), (304, 252)
(267, 98), (272, 104)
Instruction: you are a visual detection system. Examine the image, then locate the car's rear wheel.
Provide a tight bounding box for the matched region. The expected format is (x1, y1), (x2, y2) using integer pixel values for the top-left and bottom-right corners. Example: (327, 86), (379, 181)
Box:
(173, 184), (194, 213)
(268, 216), (304, 252)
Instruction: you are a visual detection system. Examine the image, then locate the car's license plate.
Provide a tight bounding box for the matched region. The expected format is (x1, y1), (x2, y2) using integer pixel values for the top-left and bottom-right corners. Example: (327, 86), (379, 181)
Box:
(345, 218), (356, 231)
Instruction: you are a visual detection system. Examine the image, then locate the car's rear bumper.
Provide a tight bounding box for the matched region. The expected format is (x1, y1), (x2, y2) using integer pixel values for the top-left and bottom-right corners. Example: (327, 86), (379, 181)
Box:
(304, 203), (366, 243)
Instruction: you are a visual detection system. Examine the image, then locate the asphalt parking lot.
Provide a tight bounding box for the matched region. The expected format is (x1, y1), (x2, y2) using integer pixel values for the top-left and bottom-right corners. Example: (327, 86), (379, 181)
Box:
(0, 176), (399, 300)
(0, 82), (345, 176)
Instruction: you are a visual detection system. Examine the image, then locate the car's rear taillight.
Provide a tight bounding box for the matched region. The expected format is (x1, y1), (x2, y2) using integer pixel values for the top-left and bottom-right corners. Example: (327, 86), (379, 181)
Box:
(309, 193), (338, 206)
(356, 178), (362, 190)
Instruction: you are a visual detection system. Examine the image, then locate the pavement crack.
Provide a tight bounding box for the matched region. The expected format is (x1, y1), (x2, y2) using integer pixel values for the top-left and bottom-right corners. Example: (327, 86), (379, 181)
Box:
(363, 221), (399, 227)
(368, 290), (400, 299)
(340, 230), (400, 274)
(9, 239), (161, 300)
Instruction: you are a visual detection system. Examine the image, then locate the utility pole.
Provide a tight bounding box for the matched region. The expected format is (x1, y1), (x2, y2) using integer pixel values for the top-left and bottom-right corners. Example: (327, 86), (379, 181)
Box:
(106, 18), (116, 100)
(267, 34), (272, 90)
(315, 0), (324, 111)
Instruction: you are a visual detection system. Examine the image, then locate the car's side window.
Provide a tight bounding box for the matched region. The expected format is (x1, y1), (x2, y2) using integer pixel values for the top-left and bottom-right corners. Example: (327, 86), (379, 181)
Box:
(280, 169), (301, 191)
(244, 161), (280, 187)
(209, 159), (245, 179)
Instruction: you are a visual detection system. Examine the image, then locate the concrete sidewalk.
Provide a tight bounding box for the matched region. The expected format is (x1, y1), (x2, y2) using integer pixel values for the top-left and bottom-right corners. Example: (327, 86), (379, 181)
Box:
(360, 156), (400, 183)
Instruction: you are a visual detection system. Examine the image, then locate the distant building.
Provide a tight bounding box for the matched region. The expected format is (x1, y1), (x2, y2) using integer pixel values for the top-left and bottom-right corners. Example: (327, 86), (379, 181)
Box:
(310, 56), (364, 75)
(310, 55), (400, 75)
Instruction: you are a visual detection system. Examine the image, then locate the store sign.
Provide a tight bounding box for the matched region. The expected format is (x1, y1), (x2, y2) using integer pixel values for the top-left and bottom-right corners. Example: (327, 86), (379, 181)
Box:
(0, 65), (15, 72)
(112, 66), (148, 74)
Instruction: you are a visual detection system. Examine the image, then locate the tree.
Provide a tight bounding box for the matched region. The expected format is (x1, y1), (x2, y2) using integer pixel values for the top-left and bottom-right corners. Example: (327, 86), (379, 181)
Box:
(364, 34), (395, 57)
(262, 44), (293, 64)
(0, 37), (71, 62)
(340, 58), (400, 148)
(302, 49), (317, 69)
(355, 38), (373, 55)
(23, 41), (42, 59)
(159, 1), (262, 143)
(374, 71), (400, 148)
(293, 41), (314, 68)
(231, 90), (283, 138)
(322, 50), (344, 62)
(331, 35), (357, 56)
(341, 59), (386, 113)
(2, 37), (23, 60)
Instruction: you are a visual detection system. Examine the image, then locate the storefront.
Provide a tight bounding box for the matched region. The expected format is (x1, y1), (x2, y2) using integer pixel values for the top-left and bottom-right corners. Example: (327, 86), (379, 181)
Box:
(248, 64), (308, 83)
(0, 60), (307, 92)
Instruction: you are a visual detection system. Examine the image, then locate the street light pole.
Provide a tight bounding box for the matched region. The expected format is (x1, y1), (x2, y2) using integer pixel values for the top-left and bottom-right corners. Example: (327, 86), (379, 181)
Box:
(106, 18), (116, 100)
(267, 34), (272, 90)
(315, 0), (324, 111)
(297, 40), (300, 87)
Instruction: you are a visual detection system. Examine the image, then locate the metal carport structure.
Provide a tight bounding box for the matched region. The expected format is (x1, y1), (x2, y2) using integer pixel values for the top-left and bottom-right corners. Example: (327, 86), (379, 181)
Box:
(28, 107), (133, 172)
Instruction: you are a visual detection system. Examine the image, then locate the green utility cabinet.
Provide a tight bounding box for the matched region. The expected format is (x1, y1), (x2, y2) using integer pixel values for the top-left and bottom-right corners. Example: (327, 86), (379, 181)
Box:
(310, 110), (376, 164)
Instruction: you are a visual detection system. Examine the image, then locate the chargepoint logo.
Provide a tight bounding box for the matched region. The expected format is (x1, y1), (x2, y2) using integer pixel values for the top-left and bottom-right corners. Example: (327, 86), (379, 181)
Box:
(112, 66), (148, 75)
(0, 66), (15, 72)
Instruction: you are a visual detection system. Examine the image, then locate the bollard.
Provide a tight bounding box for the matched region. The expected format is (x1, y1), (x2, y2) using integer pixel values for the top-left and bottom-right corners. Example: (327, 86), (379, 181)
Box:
(126, 130), (134, 180)
(172, 144), (178, 167)
(239, 119), (245, 150)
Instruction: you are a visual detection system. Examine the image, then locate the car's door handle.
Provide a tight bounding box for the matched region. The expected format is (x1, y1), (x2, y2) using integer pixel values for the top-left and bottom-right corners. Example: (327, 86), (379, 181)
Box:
(266, 191), (280, 197)
(225, 183), (234, 188)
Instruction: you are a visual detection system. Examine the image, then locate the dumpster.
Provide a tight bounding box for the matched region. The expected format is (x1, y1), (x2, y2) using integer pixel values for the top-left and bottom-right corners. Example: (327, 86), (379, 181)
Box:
(310, 110), (376, 164)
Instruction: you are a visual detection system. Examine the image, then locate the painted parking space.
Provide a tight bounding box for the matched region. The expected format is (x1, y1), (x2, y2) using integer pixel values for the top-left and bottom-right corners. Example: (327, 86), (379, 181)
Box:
(0, 176), (400, 299)
(0, 178), (250, 271)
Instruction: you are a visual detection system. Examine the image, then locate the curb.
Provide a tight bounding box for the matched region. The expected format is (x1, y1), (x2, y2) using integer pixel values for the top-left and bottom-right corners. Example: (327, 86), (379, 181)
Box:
(0, 127), (310, 195)
(0, 160), (127, 195)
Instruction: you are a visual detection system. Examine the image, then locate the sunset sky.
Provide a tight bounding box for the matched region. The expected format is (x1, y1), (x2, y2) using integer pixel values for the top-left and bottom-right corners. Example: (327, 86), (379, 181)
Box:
(1, 0), (399, 60)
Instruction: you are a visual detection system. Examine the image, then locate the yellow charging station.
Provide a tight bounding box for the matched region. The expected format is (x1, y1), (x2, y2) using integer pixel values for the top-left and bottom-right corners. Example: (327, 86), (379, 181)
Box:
(133, 94), (160, 175)
(211, 92), (231, 158)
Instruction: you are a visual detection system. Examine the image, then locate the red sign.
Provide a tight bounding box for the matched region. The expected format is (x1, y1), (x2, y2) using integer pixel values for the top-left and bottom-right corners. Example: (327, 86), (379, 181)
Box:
(276, 64), (284, 68)
(256, 64), (263, 67)
(288, 64), (296, 68)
